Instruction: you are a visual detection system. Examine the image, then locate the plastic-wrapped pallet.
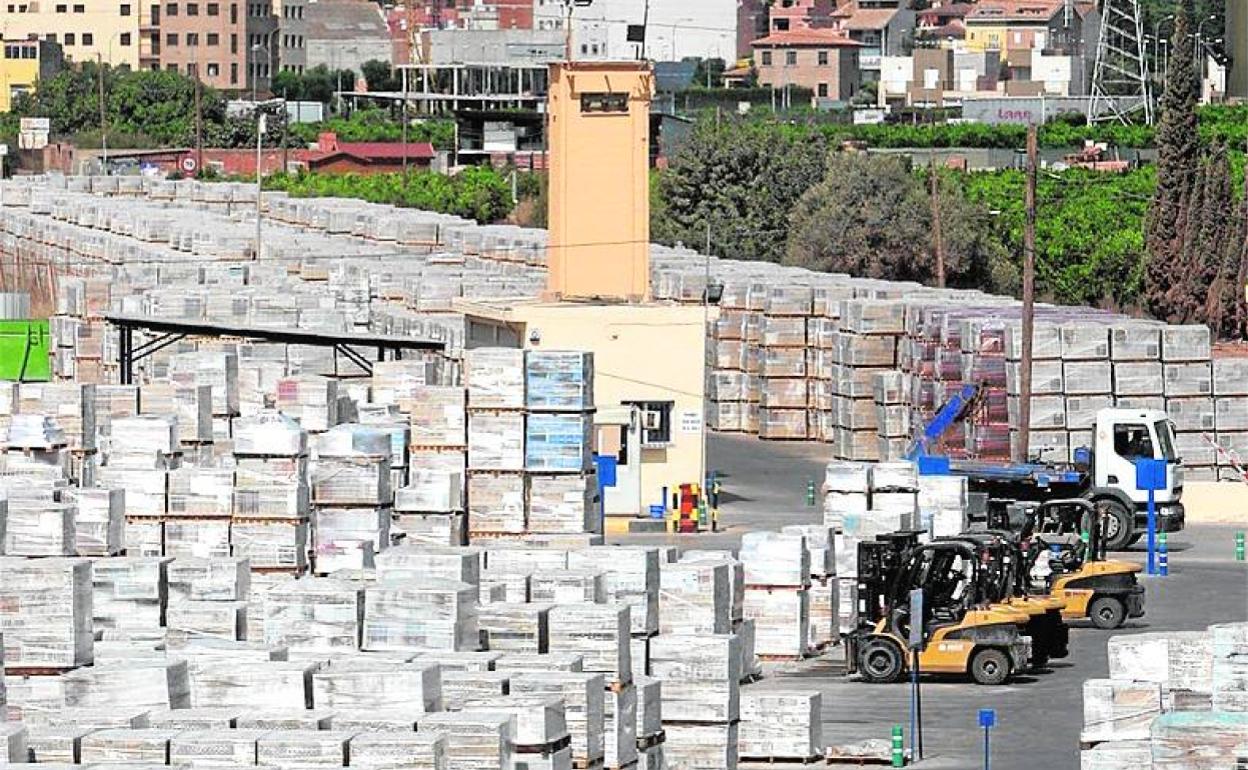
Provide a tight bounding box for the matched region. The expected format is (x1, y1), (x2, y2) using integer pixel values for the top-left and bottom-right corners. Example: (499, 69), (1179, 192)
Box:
(531, 568), (607, 604)
(262, 578), (362, 653)
(1006, 360), (1064, 395)
(26, 725), (90, 763)
(441, 670), (510, 709)
(406, 386), (468, 447)
(659, 561), (732, 635)
(1080, 740), (1152, 770)
(1113, 362), (1164, 396)
(169, 351), (239, 416)
(332, 710), (421, 731)
(189, 660), (314, 709)
(311, 659), (441, 711)
(548, 603), (631, 683)
(274, 375), (338, 432)
(91, 556), (170, 632)
(312, 456), (391, 506)
(529, 474), (597, 533)
(740, 531), (809, 586)
(3, 501), (75, 556)
(743, 587), (809, 657)
(1151, 711), (1248, 768)
(231, 519), (308, 571)
(147, 706), (241, 729)
(236, 708), (334, 730)
(1161, 325), (1213, 362)
(526, 351), (594, 411)
(233, 456), (310, 519)
(396, 469), (464, 513)
(480, 571), (531, 603)
(465, 348), (525, 409)
(362, 579), (479, 652)
(349, 732), (448, 770)
(64, 487), (123, 556)
(1213, 622), (1248, 711)
(739, 690), (822, 760)
(232, 411), (308, 456)
(257, 729), (353, 768)
(651, 634), (740, 723)
(634, 675), (663, 738)
(375, 544), (482, 589)
(3, 673), (69, 722)
(167, 467), (233, 518)
(1080, 679), (1163, 743)
(140, 383), (213, 443)
(313, 507), (389, 573)
(510, 672), (605, 766)
(166, 600), (247, 641)
(467, 473), (527, 534)
(468, 411), (525, 470)
(604, 684), (639, 768)
(1064, 361), (1113, 395)
(567, 546), (660, 636)
(0, 724), (26, 763)
(665, 722), (738, 770)
(80, 727), (178, 764)
(479, 602), (551, 652)
(166, 557), (250, 603)
(169, 728), (268, 766)
(1107, 631), (1213, 694)
(96, 466), (168, 518)
(0, 558), (92, 667)
(419, 711), (515, 770)
(63, 660), (190, 709)
(461, 695), (569, 752)
(807, 576), (838, 649)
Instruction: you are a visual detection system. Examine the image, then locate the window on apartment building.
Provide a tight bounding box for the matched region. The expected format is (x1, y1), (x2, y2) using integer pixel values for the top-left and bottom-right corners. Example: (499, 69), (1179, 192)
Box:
(785, 49), (796, 65)
(186, 32), (199, 45)
(72, 3), (84, 11)
(187, 62), (197, 76)
(230, 62), (238, 83)
(120, 32), (131, 45)
(230, 33), (238, 53)
(230, 2), (237, 21)
(120, 2), (131, 13)
(150, 5), (159, 23)
(207, 62), (219, 76)
(166, 32), (178, 45)
(55, 3), (66, 10)
(82, 32), (93, 45)
(207, 32), (219, 45)
(187, 1), (198, 13)
(774, 18), (789, 30)
(45, 34), (57, 43)
(817, 82), (828, 97)
(166, 62), (177, 71)
(817, 49), (828, 65)
(761, 50), (772, 65)
(166, 2), (177, 14)
(207, 1), (218, 13)
(63, 33), (75, 45)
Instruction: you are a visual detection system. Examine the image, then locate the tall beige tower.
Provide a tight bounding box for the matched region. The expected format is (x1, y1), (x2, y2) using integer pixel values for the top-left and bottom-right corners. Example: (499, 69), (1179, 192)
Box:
(545, 61), (654, 302)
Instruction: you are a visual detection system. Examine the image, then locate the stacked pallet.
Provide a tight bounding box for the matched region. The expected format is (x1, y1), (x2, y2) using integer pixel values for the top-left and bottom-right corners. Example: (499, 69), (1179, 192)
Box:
(51, 276), (115, 384)
(232, 411), (311, 575)
(466, 348), (528, 538)
(706, 287), (752, 433)
(1080, 622), (1248, 769)
(739, 532), (810, 659)
(758, 286), (812, 440)
(739, 689), (823, 763)
(397, 383), (468, 546)
(525, 351), (597, 536)
(782, 524), (839, 651)
(0, 558), (93, 671)
(652, 633), (741, 769)
(311, 424), (393, 574)
(833, 300), (907, 461)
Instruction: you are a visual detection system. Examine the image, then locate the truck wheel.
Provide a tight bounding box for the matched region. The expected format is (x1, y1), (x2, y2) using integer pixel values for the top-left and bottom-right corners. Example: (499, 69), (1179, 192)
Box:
(1089, 596), (1126, 630)
(970, 648), (1012, 686)
(1097, 499), (1134, 551)
(858, 638), (905, 684)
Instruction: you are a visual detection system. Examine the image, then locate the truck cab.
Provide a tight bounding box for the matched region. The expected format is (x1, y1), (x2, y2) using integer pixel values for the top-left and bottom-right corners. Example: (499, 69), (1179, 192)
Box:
(1087, 409), (1184, 549)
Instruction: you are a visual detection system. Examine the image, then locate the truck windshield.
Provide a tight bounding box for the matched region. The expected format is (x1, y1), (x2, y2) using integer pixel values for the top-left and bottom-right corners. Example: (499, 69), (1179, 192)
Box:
(1154, 420), (1178, 462)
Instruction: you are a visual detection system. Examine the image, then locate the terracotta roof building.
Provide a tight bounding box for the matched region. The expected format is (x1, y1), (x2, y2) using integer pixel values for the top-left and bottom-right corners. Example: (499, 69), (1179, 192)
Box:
(751, 28), (862, 103)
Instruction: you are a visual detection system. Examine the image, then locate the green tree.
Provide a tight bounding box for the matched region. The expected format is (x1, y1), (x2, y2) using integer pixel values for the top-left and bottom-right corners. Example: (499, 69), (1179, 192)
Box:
(784, 152), (1009, 289)
(1143, 0), (1201, 321)
(653, 118), (828, 263)
(360, 60), (399, 92)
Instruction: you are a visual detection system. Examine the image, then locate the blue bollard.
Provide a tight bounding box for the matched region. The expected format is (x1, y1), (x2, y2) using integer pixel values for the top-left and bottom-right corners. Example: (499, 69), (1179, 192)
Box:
(1158, 532), (1169, 577)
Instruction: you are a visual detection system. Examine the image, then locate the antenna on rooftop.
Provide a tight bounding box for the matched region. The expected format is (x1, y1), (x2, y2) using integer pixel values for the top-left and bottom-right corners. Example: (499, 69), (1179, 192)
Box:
(1088, 0), (1153, 125)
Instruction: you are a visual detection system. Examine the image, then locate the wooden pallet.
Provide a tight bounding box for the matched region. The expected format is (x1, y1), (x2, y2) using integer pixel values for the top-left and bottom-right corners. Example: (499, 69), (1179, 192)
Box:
(741, 756), (826, 766)
(7, 665), (81, 677)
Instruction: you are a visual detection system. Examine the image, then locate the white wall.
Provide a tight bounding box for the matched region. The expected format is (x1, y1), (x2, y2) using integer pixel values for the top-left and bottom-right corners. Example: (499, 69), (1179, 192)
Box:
(1033, 53), (1073, 95)
(879, 55), (912, 99)
(536, 0), (738, 62)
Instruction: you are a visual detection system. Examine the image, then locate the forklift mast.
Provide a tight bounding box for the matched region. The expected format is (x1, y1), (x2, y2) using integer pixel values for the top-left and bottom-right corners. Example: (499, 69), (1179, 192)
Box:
(855, 531), (926, 630)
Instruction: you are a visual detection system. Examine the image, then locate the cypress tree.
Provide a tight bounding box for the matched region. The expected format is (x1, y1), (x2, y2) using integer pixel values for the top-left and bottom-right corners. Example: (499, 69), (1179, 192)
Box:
(1143, 0), (1201, 322)
(1196, 143), (1234, 329)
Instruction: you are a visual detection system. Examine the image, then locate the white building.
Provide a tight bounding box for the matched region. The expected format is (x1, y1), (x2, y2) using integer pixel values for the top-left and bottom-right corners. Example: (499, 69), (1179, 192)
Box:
(533, 0), (737, 62)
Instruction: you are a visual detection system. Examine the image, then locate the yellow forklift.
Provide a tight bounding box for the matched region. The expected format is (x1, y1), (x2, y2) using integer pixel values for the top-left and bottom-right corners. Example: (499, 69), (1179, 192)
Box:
(948, 531), (1070, 668)
(998, 498), (1145, 630)
(848, 533), (1033, 686)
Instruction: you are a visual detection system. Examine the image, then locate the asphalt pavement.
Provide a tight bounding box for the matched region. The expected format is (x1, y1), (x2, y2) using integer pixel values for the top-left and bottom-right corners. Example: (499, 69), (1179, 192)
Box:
(619, 433), (1248, 769)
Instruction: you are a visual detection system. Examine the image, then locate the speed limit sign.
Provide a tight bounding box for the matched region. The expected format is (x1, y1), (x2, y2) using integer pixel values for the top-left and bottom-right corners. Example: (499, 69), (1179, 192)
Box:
(181, 155), (198, 173)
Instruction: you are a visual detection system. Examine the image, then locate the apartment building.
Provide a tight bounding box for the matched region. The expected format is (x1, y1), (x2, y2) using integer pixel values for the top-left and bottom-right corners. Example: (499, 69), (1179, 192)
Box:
(2, 0), (140, 68)
(1, 37), (65, 112)
(304, 0), (390, 73)
(752, 28), (861, 102)
(276, 0), (308, 73)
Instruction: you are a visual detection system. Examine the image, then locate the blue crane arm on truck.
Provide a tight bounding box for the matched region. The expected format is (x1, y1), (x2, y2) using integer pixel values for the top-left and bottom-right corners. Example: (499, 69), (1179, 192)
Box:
(905, 382), (1184, 550)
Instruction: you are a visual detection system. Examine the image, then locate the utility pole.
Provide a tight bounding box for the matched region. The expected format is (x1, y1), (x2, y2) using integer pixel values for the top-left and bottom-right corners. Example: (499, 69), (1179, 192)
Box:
(1237, 136), (1248, 338)
(194, 71), (203, 176)
(930, 155), (945, 288)
(1017, 124), (1038, 462)
(97, 54), (108, 175)
(255, 112), (266, 262)
(401, 67), (409, 175)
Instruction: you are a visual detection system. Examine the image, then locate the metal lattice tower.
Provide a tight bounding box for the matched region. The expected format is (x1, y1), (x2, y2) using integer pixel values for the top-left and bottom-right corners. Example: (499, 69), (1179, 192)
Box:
(1088, 0), (1153, 124)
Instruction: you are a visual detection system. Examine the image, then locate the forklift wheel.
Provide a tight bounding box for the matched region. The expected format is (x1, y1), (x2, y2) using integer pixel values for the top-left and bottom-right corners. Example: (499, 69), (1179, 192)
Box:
(858, 638), (905, 684)
(970, 648), (1012, 686)
(1089, 596), (1127, 630)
